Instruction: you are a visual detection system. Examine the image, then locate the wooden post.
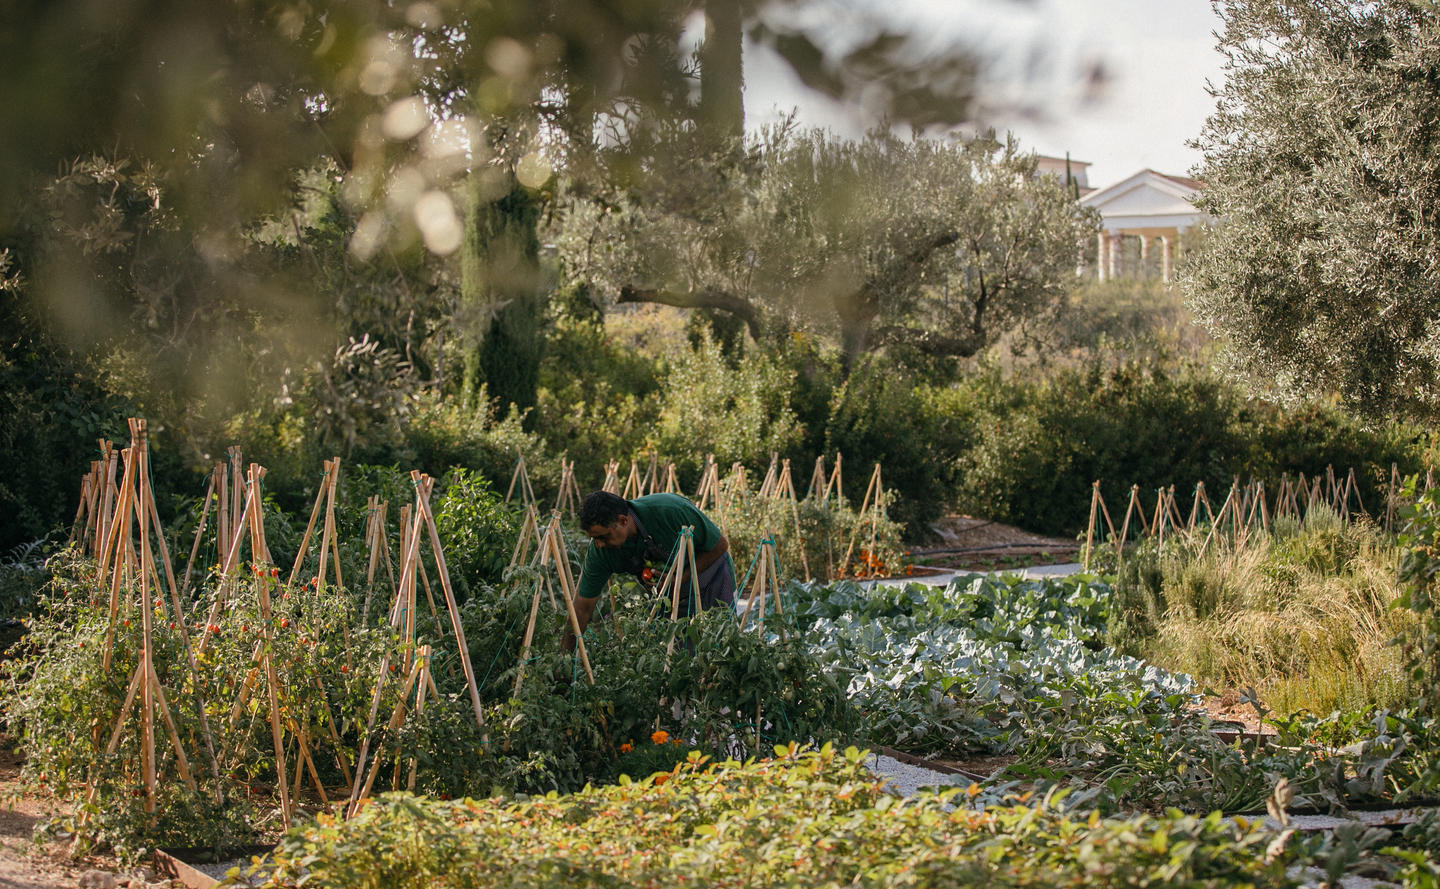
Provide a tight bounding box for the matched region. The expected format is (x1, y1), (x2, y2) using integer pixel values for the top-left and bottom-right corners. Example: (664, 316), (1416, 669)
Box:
(506, 450), (536, 506)
(180, 469), (217, 597)
(289, 460), (333, 586)
(99, 446), (138, 669)
(508, 504), (542, 572)
(840, 464), (883, 577)
(554, 459), (581, 517)
(777, 460), (811, 582)
(1083, 482), (1100, 571)
(321, 458), (344, 591)
(807, 455), (827, 503)
(1386, 463), (1401, 532)
(512, 583), (544, 696)
(695, 455), (717, 511)
(1117, 484), (1139, 553)
(412, 472), (490, 728)
(623, 459), (643, 499)
(541, 512), (595, 685)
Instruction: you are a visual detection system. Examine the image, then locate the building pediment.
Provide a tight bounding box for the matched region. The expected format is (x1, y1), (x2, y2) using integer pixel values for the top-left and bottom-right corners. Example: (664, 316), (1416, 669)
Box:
(1080, 169), (1207, 232)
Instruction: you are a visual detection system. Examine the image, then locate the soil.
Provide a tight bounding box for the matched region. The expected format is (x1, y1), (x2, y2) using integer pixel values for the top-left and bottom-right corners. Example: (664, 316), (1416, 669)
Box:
(0, 745), (129, 889)
(1200, 691), (1278, 737)
(910, 515), (1079, 572)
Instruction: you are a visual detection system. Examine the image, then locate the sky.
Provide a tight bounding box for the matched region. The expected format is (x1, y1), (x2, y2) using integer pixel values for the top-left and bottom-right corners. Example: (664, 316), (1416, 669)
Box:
(742, 0), (1228, 189)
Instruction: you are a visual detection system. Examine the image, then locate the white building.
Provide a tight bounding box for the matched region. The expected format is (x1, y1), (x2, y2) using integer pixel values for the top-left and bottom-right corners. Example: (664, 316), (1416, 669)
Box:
(1080, 169), (1208, 283)
(1034, 154), (1094, 193)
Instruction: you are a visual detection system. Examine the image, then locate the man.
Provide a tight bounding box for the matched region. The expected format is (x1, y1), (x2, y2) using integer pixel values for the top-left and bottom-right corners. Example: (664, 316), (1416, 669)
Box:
(562, 490), (734, 651)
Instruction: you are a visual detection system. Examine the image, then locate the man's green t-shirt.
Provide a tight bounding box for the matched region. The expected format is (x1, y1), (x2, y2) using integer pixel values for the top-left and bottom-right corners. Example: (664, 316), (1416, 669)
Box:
(575, 493), (729, 601)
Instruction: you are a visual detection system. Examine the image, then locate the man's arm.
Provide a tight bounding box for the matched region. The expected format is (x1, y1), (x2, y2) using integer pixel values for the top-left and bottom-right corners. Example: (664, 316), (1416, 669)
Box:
(691, 533), (729, 576)
(561, 594), (599, 653)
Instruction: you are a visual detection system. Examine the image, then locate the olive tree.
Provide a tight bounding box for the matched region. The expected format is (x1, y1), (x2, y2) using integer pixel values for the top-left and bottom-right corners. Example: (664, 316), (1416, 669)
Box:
(552, 127), (1096, 368)
(1186, 0), (1440, 421)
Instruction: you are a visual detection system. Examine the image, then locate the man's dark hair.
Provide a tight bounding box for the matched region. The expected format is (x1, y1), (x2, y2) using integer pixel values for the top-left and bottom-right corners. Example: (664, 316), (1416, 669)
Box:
(580, 491), (630, 529)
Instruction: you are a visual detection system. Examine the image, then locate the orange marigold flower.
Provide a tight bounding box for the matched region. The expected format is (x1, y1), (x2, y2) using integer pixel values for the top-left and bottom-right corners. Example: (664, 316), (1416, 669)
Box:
(651, 730), (669, 745)
(619, 742), (634, 753)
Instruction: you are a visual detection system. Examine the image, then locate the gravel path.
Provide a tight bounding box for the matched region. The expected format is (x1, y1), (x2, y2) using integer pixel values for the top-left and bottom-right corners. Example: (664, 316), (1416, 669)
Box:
(863, 753), (970, 797)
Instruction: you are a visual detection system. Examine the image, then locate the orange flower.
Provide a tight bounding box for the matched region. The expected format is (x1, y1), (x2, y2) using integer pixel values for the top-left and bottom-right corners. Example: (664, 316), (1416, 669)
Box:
(671, 738), (682, 746)
(654, 773), (669, 785)
(651, 730), (669, 745)
(619, 742), (634, 753)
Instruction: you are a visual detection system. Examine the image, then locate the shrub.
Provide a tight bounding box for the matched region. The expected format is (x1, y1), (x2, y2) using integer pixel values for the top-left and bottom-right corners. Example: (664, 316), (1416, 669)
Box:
(948, 356), (1426, 537)
(1108, 514), (1411, 716)
(432, 469), (519, 598)
(253, 745), (1314, 889)
(533, 316), (664, 490)
(655, 332), (803, 479)
(823, 357), (977, 533)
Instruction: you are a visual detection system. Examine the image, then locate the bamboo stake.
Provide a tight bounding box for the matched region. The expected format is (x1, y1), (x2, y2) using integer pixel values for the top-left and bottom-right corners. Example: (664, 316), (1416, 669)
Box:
(695, 455), (717, 511)
(197, 473), (261, 654)
(543, 515), (595, 685)
(1083, 482), (1101, 571)
(777, 460), (812, 582)
(82, 459), (103, 556)
(180, 469), (217, 598)
(623, 459), (643, 499)
(406, 649), (432, 791)
(147, 659), (196, 792)
(144, 466), (222, 791)
(508, 504), (542, 571)
(133, 422), (158, 815)
(97, 445), (137, 603)
(531, 514), (561, 612)
(758, 454), (779, 498)
(289, 460), (333, 585)
(99, 446), (138, 670)
(361, 496), (383, 623)
(227, 448), (243, 550)
(321, 458), (344, 591)
(70, 474), (91, 546)
(412, 472), (490, 729)
(1165, 486), (1188, 543)
(1346, 467), (1365, 517)
(739, 536), (767, 632)
(506, 450), (537, 506)
(316, 678), (354, 786)
(1386, 464), (1401, 532)
(554, 458), (581, 516)
(351, 656), (423, 812)
(249, 465), (292, 829)
(839, 464), (882, 576)
(828, 452), (844, 505)
(513, 583), (544, 696)
(807, 455), (827, 502)
(1117, 484), (1141, 552)
(95, 442), (115, 562)
(215, 461), (230, 566)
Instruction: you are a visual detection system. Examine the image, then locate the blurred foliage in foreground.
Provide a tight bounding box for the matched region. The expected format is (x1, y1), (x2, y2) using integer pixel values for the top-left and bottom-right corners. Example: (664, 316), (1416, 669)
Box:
(1, 1), (1430, 551)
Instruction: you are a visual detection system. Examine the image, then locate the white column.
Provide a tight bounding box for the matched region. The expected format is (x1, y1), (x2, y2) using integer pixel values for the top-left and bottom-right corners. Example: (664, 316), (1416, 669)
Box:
(1109, 233), (1123, 279)
(1161, 235), (1173, 284)
(1096, 232), (1108, 281)
(1139, 235), (1150, 278)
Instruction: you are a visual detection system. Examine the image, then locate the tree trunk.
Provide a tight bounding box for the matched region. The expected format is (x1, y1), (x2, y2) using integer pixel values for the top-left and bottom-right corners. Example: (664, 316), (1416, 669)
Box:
(459, 168), (543, 417)
(699, 0), (744, 140)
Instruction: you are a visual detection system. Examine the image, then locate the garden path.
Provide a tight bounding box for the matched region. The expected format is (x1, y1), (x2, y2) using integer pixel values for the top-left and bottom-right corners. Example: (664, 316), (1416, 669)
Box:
(0, 745), (131, 888)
